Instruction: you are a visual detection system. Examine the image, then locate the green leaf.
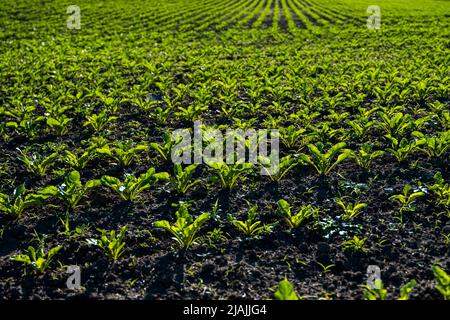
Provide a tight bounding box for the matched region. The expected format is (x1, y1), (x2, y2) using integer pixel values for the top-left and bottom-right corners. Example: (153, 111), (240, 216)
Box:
(85, 179), (101, 190)
(13, 184), (26, 199)
(38, 186), (59, 197)
(101, 176), (120, 187)
(274, 278), (299, 300)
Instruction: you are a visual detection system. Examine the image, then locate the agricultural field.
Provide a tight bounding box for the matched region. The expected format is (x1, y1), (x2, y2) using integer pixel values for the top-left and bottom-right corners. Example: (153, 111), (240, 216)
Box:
(0, 0), (450, 301)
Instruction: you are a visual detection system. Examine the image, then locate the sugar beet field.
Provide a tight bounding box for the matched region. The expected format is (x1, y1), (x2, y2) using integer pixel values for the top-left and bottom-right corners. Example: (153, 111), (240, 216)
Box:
(0, 0), (450, 301)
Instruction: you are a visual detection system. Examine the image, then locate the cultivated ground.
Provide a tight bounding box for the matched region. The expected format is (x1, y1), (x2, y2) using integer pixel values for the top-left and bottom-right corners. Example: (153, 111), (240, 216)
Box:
(0, 0), (449, 300)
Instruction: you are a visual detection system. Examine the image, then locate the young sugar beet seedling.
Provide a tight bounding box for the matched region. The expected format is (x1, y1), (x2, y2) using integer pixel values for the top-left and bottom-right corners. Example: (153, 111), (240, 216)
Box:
(378, 112), (413, 138)
(432, 265), (450, 300)
(336, 198), (367, 221)
(0, 184), (55, 219)
(208, 161), (253, 191)
(86, 136), (109, 151)
(258, 154), (298, 183)
(95, 225), (127, 261)
(202, 227), (227, 252)
(44, 171), (101, 210)
(83, 109), (118, 133)
(428, 172), (450, 215)
(362, 279), (416, 300)
(389, 185), (425, 222)
(362, 279), (386, 300)
(310, 123), (345, 145)
(327, 110), (351, 126)
(278, 125), (310, 151)
(11, 241), (61, 274)
(150, 132), (180, 162)
(442, 233), (450, 246)
(96, 142), (148, 167)
(385, 135), (419, 163)
(172, 164), (202, 194)
(299, 142), (351, 176)
(316, 262), (335, 274)
(232, 117), (258, 131)
(175, 103), (207, 122)
(17, 148), (59, 177)
(154, 204), (210, 250)
(0, 120), (9, 142)
(414, 115), (432, 131)
(94, 90), (118, 112)
(153, 103), (173, 125)
(276, 199), (317, 229)
(46, 113), (72, 136)
(436, 110), (450, 130)
(101, 168), (169, 202)
(4, 106), (44, 138)
(273, 277), (299, 300)
(204, 198), (220, 221)
(58, 212), (90, 238)
(228, 204), (273, 237)
(63, 148), (97, 171)
(340, 235), (367, 253)
(347, 118), (374, 140)
(350, 143), (385, 170)
(412, 130), (450, 159)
